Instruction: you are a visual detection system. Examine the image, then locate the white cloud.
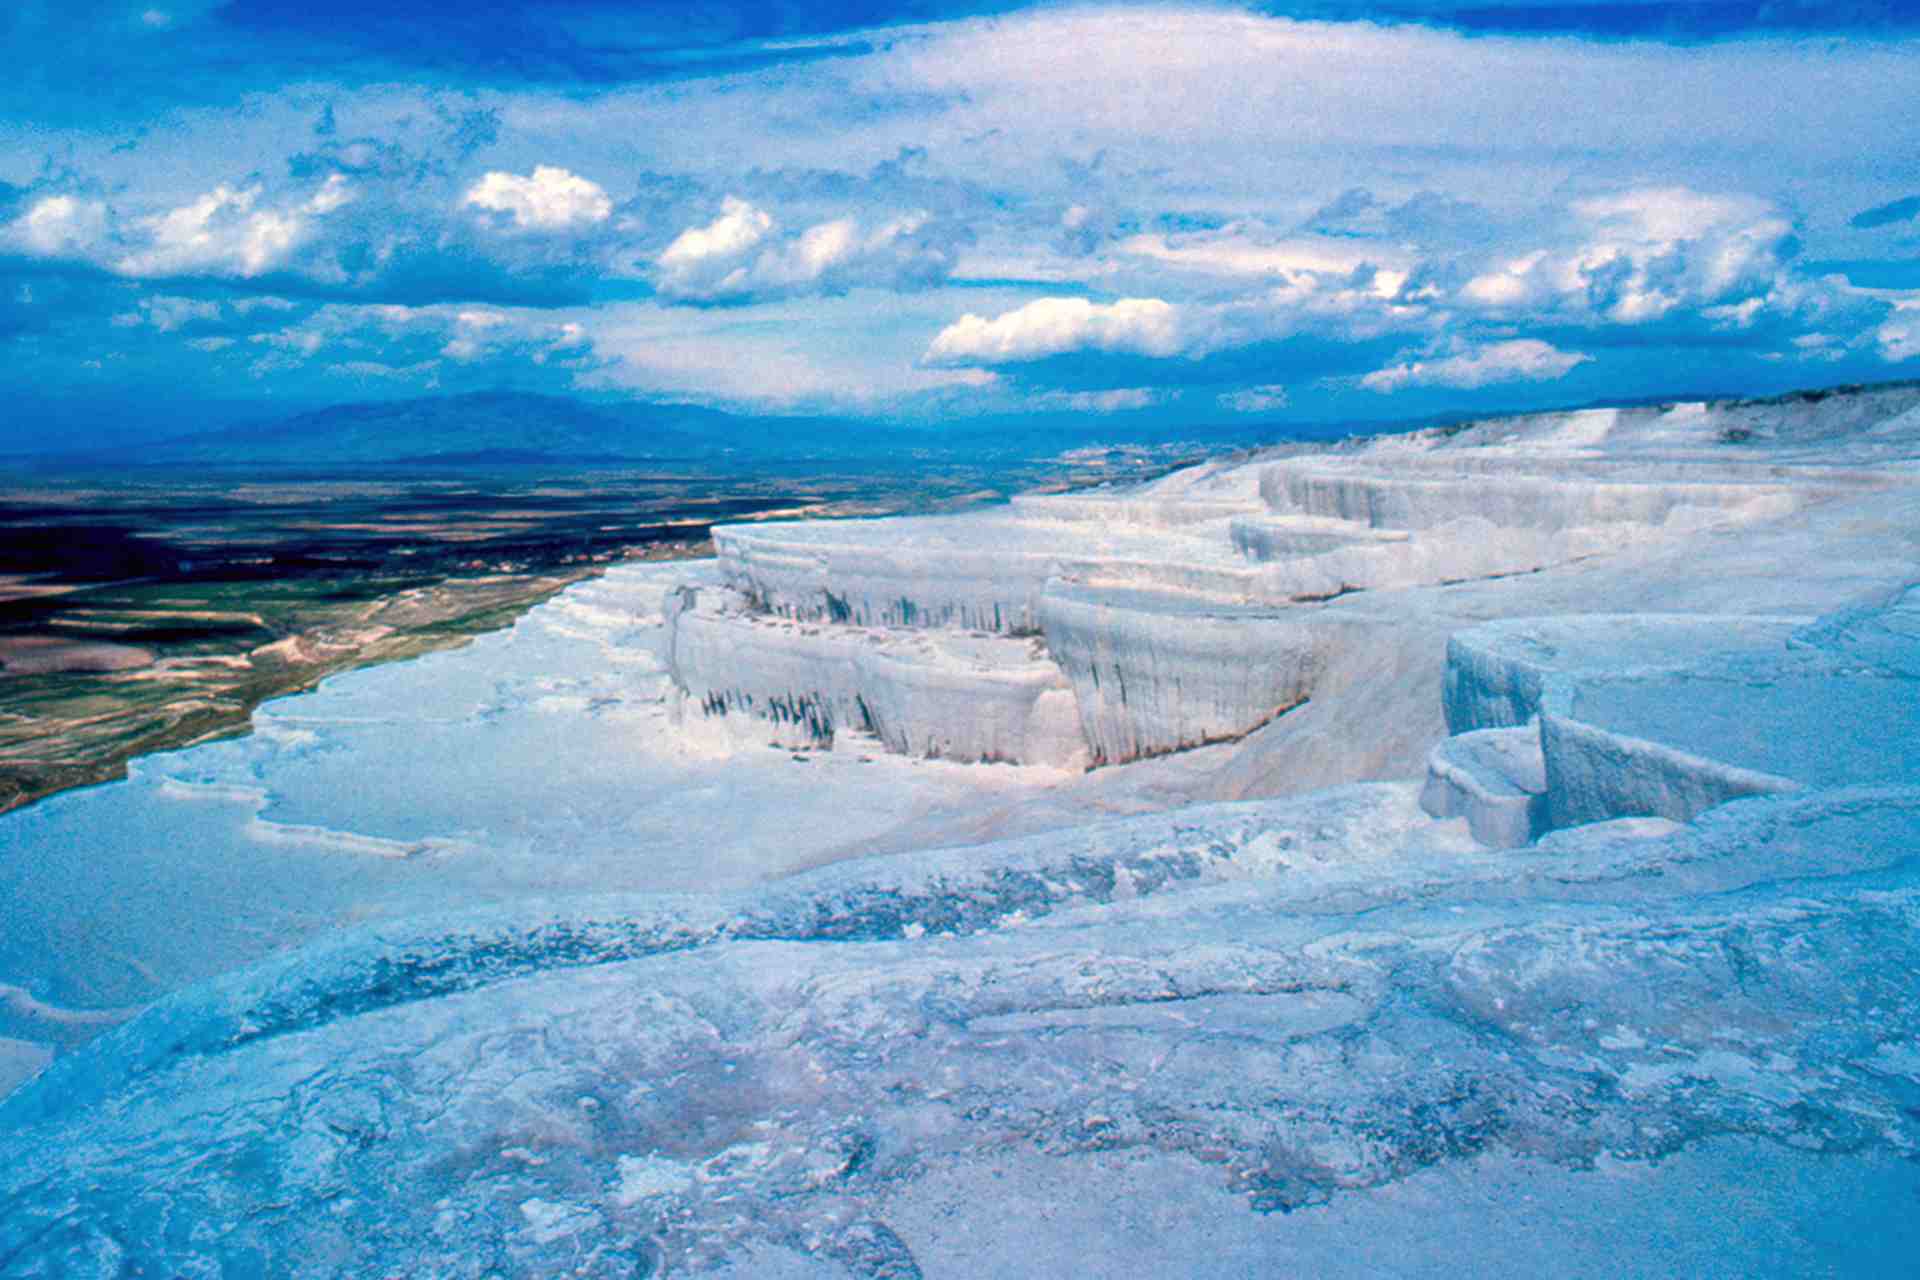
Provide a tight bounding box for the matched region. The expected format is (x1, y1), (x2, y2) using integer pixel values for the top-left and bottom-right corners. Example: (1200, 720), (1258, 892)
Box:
(925, 297), (1183, 365)
(462, 166), (612, 231)
(1877, 298), (1920, 364)
(1458, 187), (1795, 326)
(1218, 384), (1289, 413)
(926, 184), (1843, 392)
(653, 198), (958, 303)
(13, 196), (108, 257)
(1572, 188), (1767, 245)
(440, 308), (512, 361)
(1361, 339), (1591, 393)
(1032, 387), (1165, 413)
(250, 324), (326, 358)
(121, 294), (223, 333)
(653, 197), (777, 298)
(9, 7), (1917, 420)
(210, 300), (596, 380)
(1118, 231), (1408, 298)
(113, 179), (350, 279)
(304, 174), (355, 215)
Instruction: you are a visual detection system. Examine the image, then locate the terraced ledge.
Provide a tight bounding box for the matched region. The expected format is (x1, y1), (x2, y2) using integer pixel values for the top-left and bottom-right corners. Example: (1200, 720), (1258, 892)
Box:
(665, 583), (1085, 767)
(1429, 589), (1920, 840)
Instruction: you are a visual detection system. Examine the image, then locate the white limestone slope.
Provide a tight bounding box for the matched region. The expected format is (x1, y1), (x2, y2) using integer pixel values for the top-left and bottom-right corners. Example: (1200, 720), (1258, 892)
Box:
(6, 764), (1920, 1276)
(671, 384), (1920, 775)
(4, 383), (1920, 1277)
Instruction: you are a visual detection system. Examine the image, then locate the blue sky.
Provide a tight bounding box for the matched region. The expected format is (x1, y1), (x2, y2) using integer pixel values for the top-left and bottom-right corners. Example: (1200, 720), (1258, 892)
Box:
(4, 0), (1920, 443)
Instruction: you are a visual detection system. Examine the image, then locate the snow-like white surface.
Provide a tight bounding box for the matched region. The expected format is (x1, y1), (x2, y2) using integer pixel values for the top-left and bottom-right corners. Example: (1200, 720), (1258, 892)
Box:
(5, 779), (1920, 1276)
(666, 582), (1086, 767)
(1418, 726), (1547, 847)
(3, 383), (1920, 1275)
(1434, 596), (1920, 834)
(696, 387), (1919, 772)
(0, 563), (1073, 1025)
(1039, 581), (1333, 763)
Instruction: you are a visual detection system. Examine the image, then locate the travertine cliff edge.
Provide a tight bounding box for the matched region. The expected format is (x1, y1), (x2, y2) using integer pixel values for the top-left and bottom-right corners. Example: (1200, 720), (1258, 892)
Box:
(666, 388), (1920, 788)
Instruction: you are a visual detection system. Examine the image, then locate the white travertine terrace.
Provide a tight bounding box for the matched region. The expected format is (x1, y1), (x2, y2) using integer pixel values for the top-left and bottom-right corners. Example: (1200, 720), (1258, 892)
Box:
(8, 385), (1920, 1277)
(664, 582), (1085, 767)
(1425, 585), (1920, 842)
(1036, 581), (1342, 764)
(674, 388), (1920, 773)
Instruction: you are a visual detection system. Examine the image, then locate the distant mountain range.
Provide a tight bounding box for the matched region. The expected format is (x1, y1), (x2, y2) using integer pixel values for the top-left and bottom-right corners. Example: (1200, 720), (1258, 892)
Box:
(27, 389), (1291, 472)
(82, 392), (762, 468)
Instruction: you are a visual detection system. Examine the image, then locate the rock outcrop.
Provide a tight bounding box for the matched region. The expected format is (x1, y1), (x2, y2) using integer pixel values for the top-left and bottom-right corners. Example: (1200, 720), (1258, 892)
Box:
(668, 387), (1920, 775)
(1426, 587), (1920, 842)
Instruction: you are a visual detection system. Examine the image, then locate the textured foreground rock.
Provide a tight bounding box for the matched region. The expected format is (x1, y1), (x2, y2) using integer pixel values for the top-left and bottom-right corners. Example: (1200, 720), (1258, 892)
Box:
(4, 776), (1919, 1276)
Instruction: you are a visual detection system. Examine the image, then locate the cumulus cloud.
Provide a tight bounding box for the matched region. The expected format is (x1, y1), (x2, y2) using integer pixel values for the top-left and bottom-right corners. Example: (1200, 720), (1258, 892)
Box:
(13, 195), (109, 257)
(6, 150), (635, 308)
(8, 7), (1920, 424)
(922, 265), (1428, 373)
(430, 306), (588, 366)
(108, 178), (356, 279)
(652, 197), (964, 304)
(462, 166), (612, 231)
(924, 181), (1870, 398)
(117, 186), (290, 277)
(439, 307), (511, 362)
(1361, 339), (1591, 393)
(111, 294), (223, 333)
(1458, 188), (1796, 326)
(1877, 298), (1920, 364)
(925, 297), (1183, 365)
(654, 197), (772, 292)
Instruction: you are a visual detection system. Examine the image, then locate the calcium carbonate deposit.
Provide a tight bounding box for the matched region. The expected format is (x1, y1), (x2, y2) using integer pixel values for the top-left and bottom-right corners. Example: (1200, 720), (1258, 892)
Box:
(4, 386), (1920, 1277)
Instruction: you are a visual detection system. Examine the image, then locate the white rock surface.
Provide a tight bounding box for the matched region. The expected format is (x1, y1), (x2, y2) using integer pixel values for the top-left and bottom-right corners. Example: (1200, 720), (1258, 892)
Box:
(666, 582), (1086, 767)
(1432, 592), (1920, 834)
(6, 778), (1920, 1277)
(1418, 726), (1547, 847)
(3, 382), (1920, 1276)
(693, 386), (1920, 774)
(1038, 581), (1338, 763)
